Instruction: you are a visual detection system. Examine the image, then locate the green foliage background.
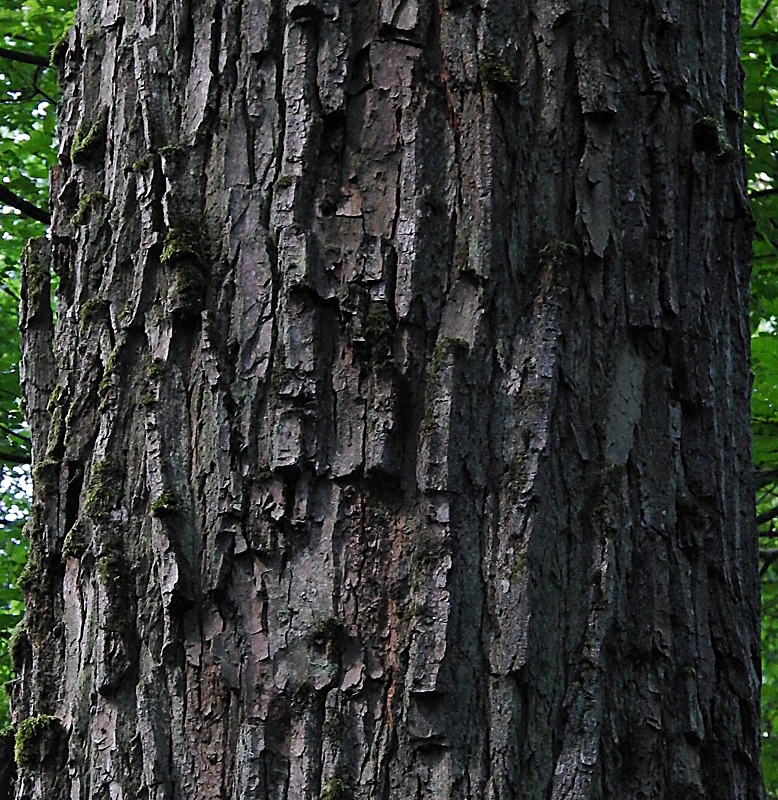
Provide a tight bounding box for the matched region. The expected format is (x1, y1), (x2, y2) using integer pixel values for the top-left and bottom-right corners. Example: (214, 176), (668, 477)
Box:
(0, 0), (777, 791)
(745, 0), (778, 794)
(0, 0), (74, 725)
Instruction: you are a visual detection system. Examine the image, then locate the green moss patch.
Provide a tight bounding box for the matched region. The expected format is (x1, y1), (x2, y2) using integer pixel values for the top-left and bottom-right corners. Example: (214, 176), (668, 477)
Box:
(14, 715), (62, 768)
(320, 778), (353, 800)
(539, 241), (580, 263)
(150, 491), (180, 518)
(17, 548), (42, 593)
(72, 192), (108, 226)
(161, 222), (210, 302)
(161, 223), (207, 269)
(430, 337), (469, 374)
(62, 521), (88, 559)
(71, 111), (108, 164)
(79, 296), (107, 328)
(479, 51), (521, 89)
(692, 116), (732, 157)
(8, 622), (29, 673)
(84, 459), (121, 517)
(364, 304), (394, 367)
(310, 616), (344, 647)
(146, 358), (165, 381)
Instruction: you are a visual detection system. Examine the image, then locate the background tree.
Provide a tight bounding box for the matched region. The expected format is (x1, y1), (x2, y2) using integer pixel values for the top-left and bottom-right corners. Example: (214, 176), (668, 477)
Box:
(0, 0), (74, 729)
(2, 2), (767, 800)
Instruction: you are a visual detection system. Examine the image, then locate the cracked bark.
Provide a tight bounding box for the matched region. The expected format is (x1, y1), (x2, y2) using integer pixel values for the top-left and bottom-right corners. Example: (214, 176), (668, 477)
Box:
(13, 0), (761, 798)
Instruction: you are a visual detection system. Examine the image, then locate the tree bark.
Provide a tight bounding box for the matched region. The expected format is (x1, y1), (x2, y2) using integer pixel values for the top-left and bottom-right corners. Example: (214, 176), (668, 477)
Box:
(13, 1), (761, 798)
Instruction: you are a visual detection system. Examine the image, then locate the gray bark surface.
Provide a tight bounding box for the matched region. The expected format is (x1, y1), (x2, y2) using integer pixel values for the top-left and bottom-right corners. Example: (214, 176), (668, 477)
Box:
(13, 0), (760, 798)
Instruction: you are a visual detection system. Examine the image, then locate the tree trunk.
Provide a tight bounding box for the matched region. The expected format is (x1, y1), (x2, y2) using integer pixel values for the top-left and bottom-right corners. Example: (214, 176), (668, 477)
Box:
(13, 1), (761, 798)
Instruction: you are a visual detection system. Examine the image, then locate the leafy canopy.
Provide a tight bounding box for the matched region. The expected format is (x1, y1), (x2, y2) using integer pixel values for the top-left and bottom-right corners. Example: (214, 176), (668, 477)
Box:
(742, 0), (778, 794)
(0, 0), (74, 726)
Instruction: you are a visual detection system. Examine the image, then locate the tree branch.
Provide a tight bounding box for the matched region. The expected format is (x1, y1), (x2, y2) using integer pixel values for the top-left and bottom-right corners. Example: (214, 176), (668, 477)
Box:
(0, 423), (29, 446)
(751, 187), (778, 200)
(757, 505), (778, 527)
(0, 516), (27, 528)
(761, 548), (778, 576)
(751, 0), (775, 27)
(0, 451), (30, 466)
(0, 46), (48, 68)
(0, 185), (50, 225)
(756, 469), (778, 490)
(1, 285), (21, 304)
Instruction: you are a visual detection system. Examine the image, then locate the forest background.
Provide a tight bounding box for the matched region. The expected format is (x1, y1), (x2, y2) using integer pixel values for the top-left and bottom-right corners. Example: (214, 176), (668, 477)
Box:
(0, 0), (776, 792)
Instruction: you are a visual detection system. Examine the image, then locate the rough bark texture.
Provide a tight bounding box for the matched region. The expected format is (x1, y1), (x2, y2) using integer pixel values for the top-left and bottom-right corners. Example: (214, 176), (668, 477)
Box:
(13, 0), (760, 798)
